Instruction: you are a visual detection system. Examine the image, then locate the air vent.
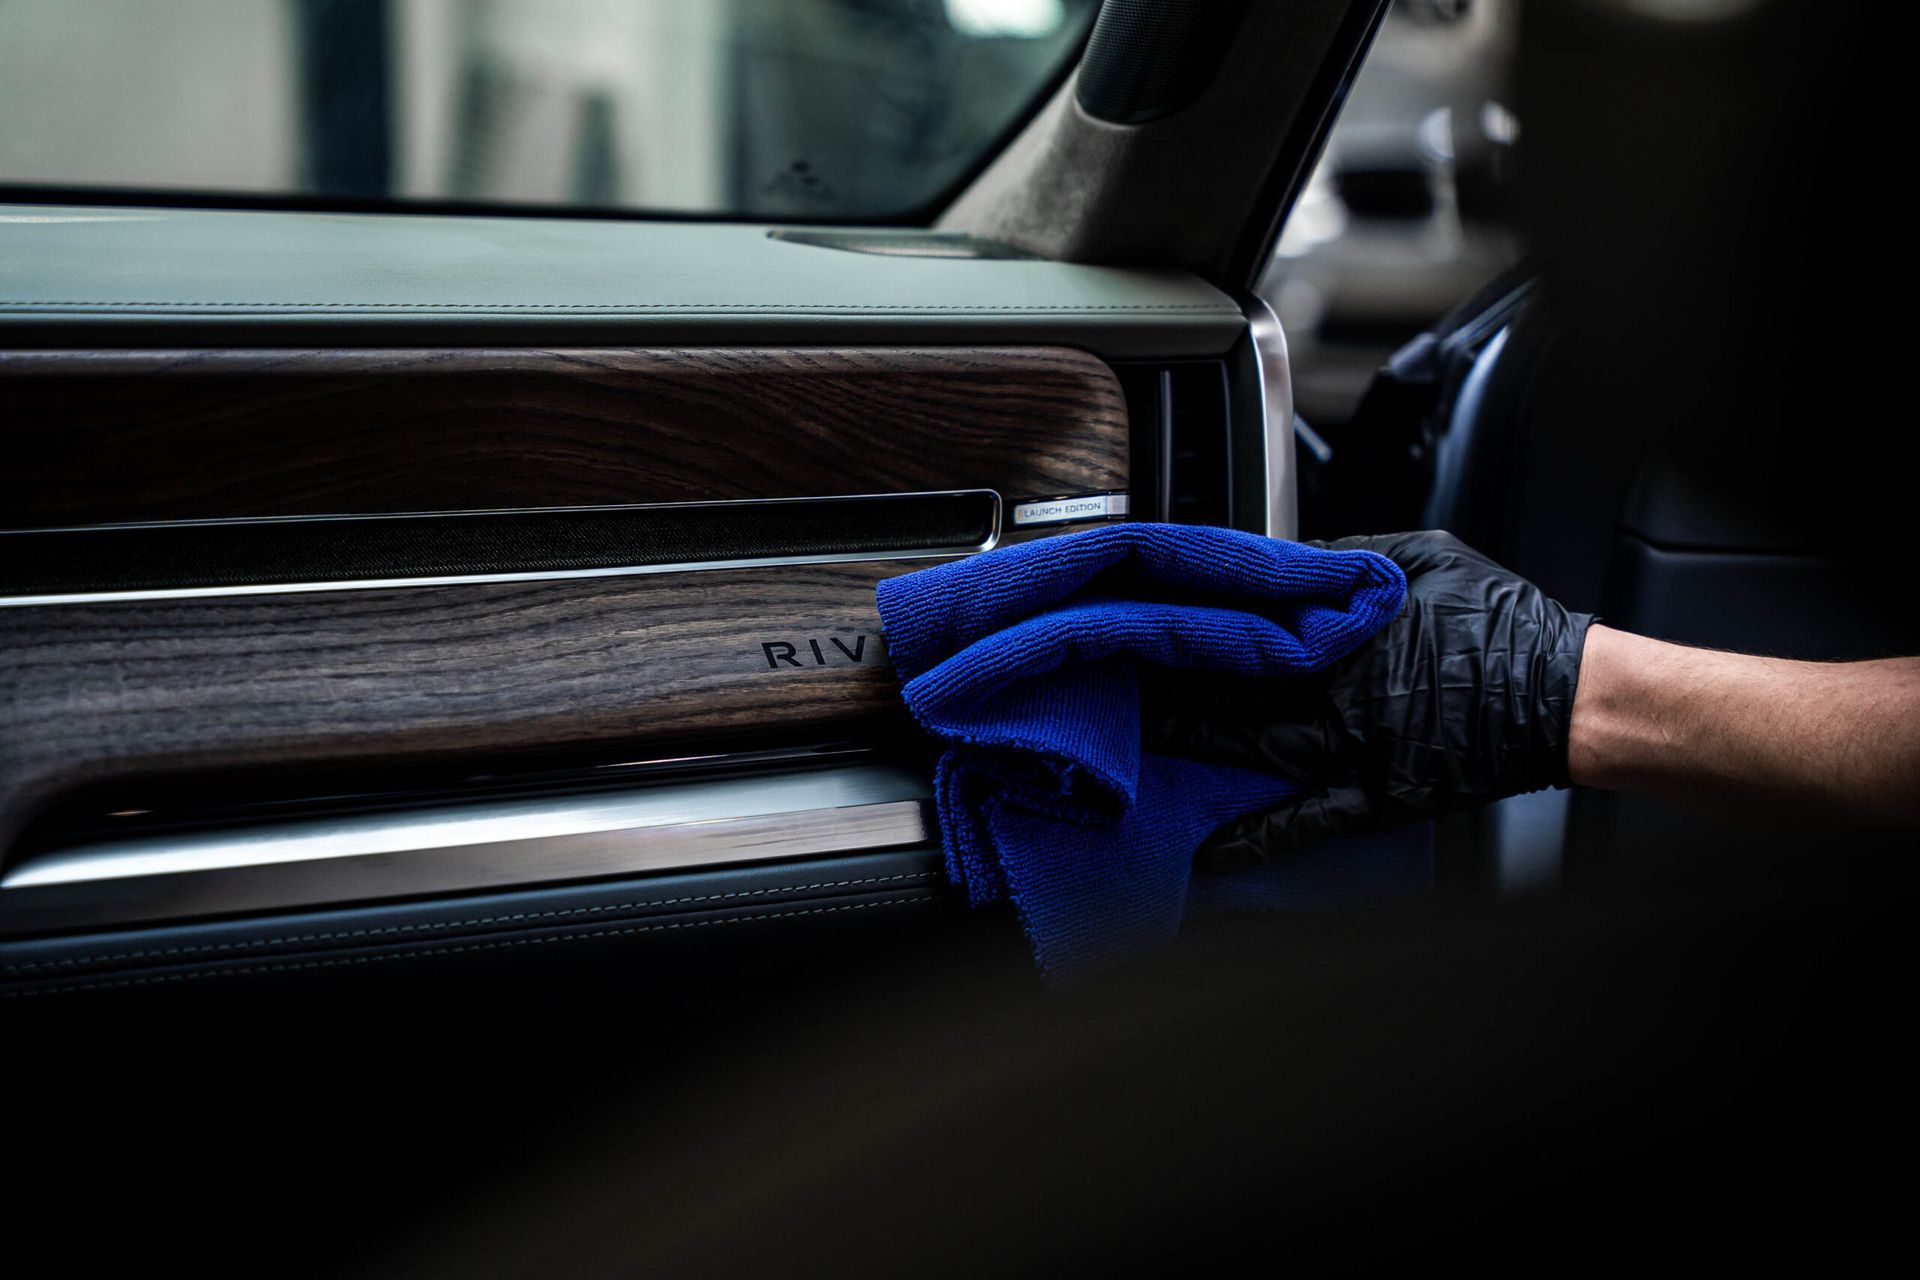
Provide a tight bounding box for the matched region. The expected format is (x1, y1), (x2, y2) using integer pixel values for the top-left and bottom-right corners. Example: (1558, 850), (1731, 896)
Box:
(0, 491), (1000, 603)
(1113, 360), (1234, 526)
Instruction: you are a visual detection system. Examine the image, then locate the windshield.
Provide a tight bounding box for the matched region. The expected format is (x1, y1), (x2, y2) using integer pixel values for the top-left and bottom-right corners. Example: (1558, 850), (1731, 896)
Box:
(0, 0), (1095, 221)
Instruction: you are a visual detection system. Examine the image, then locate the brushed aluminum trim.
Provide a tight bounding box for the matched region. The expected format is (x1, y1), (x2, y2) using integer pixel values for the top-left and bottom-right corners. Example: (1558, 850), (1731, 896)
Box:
(1243, 297), (1300, 540)
(0, 763), (935, 933)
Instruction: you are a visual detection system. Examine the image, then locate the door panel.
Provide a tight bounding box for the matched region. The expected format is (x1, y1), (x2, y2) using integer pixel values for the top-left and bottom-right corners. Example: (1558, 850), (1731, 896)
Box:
(0, 344), (1130, 848)
(0, 205), (1266, 988)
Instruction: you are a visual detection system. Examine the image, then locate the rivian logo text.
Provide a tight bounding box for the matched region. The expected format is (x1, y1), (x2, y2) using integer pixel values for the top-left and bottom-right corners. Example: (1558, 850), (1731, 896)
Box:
(760, 634), (882, 669)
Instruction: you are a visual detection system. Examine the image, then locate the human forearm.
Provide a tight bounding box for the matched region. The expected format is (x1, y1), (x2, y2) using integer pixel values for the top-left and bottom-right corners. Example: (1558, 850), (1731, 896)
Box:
(1194, 533), (1917, 860)
(1567, 625), (1920, 823)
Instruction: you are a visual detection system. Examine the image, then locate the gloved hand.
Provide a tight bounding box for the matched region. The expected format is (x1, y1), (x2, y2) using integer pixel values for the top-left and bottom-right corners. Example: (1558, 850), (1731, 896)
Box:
(1142, 531), (1593, 865)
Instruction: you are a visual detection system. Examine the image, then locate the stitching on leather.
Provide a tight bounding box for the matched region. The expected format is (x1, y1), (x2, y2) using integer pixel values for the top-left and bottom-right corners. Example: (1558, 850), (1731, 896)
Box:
(2, 893), (939, 998)
(1, 871), (946, 973)
(0, 300), (1229, 313)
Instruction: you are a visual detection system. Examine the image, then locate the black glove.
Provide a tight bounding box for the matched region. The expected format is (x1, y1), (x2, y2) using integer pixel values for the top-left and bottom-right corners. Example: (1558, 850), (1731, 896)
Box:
(1142, 530), (1593, 865)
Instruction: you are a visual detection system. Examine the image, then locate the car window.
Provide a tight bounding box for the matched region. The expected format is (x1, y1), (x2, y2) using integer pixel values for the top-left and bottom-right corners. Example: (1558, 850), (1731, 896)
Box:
(0, 0), (1096, 221)
(1262, 0), (1522, 429)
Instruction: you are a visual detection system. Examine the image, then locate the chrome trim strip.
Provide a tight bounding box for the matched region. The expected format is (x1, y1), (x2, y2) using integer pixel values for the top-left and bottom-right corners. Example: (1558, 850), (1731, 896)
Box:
(0, 489), (1002, 609)
(0, 548), (970, 610)
(1010, 493), (1130, 527)
(5, 489), (995, 536)
(0, 763), (934, 933)
(1243, 297), (1300, 540)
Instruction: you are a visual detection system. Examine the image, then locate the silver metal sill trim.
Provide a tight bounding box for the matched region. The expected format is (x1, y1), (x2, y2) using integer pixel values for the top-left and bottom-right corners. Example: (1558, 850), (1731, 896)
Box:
(0, 763), (935, 934)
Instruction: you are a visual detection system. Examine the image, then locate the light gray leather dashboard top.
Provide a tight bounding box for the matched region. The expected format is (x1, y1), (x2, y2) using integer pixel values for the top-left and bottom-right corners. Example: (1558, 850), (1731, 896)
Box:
(0, 205), (1244, 357)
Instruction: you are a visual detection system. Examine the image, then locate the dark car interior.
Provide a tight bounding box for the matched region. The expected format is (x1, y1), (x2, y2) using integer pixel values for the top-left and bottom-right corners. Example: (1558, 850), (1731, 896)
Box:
(4, 1), (1913, 1273)
(3, 0), (1374, 990)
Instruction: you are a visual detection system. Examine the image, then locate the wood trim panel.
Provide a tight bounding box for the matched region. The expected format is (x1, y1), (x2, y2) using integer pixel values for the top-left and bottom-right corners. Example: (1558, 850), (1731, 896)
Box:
(0, 347), (1127, 528)
(0, 345), (1130, 851)
(0, 562), (933, 849)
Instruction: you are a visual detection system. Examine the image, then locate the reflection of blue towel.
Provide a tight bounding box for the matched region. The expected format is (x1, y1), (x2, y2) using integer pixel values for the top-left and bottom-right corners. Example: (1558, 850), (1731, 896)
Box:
(877, 524), (1412, 980)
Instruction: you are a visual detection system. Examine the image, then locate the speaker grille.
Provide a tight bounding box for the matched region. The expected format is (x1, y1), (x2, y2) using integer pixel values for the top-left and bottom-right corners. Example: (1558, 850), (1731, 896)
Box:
(0, 492), (998, 600)
(1075, 0), (1251, 126)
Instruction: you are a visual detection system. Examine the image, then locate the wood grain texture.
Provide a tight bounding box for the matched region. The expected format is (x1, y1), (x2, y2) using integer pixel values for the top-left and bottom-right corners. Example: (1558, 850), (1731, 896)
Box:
(0, 347), (1127, 527)
(0, 560), (930, 849)
(0, 344), (1131, 851)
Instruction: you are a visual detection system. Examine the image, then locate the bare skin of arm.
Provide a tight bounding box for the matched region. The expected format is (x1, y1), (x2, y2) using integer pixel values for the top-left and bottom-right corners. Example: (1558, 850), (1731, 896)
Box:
(1567, 625), (1920, 825)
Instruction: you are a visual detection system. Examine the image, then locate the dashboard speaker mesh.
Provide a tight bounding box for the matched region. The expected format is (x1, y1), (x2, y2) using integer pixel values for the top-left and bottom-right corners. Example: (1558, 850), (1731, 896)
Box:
(0, 492), (998, 599)
(1075, 0), (1251, 125)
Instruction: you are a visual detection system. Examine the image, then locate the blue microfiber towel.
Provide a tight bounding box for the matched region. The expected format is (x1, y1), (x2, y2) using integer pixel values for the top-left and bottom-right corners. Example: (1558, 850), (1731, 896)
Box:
(876, 523), (1412, 980)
